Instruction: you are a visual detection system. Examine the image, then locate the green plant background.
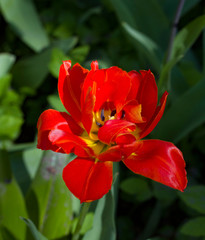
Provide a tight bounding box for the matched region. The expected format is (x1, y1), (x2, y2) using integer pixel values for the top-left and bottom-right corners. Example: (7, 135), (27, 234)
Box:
(0, 0), (205, 239)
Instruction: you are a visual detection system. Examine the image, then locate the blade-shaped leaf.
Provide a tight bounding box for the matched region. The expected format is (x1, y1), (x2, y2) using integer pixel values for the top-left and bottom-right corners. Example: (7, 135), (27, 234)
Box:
(122, 22), (161, 71)
(0, 53), (15, 78)
(23, 148), (43, 179)
(171, 15), (205, 63)
(52, 37), (78, 53)
(178, 185), (205, 214)
(120, 177), (152, 202)
(159, 15), (205, 90)
(47, 95), (66, 112)
(0, 74), (12, 99)
(0, 177), (28, 240)
(49, 48), (68, 78)
(71, 212), (94, 235)
(20, 217), (48, 240)
(26, 151), (73, 239)
(0, 0), (49, 52)
(153, 79), (205, 143)
(110, 0), (169, 47)
(12, 49), (51, 90)
(180, 217), (205, 237)
(82, 191), (116, 240)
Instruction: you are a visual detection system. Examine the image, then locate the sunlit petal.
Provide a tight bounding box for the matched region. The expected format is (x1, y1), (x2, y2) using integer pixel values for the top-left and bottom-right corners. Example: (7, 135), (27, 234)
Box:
(63, 158), (113, 202)
(123, 140), (187, 191)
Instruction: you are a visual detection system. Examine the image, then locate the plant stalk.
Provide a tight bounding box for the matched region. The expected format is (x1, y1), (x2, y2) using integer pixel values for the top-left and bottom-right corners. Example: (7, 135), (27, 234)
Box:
(166, 0), (186, 63)
(71, 202), (91, 240)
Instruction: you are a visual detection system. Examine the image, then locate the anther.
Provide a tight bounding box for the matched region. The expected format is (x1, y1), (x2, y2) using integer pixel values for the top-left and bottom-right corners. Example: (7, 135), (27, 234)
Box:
(96, 121), (102, 127)
(111, 109), (116, 117)
(121, 110), (125, 119)
(101, 109), (105, 121)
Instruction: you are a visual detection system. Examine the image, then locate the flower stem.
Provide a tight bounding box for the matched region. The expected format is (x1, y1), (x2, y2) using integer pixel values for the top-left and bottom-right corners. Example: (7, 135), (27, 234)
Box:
(71, 202), (91, 240)
(166, 0), (186, 63)
(158, 0), (186, 94)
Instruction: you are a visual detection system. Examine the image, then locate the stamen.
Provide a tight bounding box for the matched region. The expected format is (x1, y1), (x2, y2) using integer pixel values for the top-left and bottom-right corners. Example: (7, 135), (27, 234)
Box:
(111, 109), (116, 117)
(121, 110), (125, 119)
(96, 121), (102, 127)
(101, 109), (105, 121)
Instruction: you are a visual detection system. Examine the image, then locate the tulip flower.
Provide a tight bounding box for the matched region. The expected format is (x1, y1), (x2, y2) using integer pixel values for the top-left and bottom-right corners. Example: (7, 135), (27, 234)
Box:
(37, 60), (187, 203)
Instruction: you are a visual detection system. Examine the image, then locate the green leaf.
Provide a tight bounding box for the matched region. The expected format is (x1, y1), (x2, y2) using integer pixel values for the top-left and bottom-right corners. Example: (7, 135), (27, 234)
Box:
(159, 15), (205, 90)
(23, 147), (43, 179)
(0, 0), (49, 52)
(178, 185), (205, 214)
(72, 212), (94, 235)
(12, 49), (51, 90)
(120, 177), (152, 202)
(26, 151), (73, 239)
(153, 79), (205, 143)
(110, 0), (137, 28)
(152, 182), (177, 206)
(20, 217), (48, 240)
(0, 149), (11, 183)
(0, 74), (12, 99)
(0, 53), (15, 78)
(82, 191), (116, 240)
(138, 202), (162, 240)
(47, 95), (66, 112)
(69, 45), (90, 65)
(1, 89), (22, 109)
(48, 48), (68, 78)
(178, 61), (203, 86)
(0, 113), (23, 140)
(180, 217), (205, 237)
(52, 37), (78, 53)
(0, 178), (28, 240)
(121, 22), (161, 71)
(110, 0), (169, 47)
(0, 227), (17, 240)
(171, 15), (205, 63)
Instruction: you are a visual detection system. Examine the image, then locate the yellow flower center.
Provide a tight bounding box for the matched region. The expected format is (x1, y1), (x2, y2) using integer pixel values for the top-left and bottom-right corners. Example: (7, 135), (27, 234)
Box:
(80, 108), (117, 155)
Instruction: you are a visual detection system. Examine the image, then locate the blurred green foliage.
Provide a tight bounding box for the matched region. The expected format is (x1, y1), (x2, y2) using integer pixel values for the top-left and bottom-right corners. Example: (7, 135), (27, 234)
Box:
(0, 0), (205, 239)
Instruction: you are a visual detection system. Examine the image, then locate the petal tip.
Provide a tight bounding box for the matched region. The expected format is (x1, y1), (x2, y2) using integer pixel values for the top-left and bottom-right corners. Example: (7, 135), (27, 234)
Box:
(91, 60), (99, 71)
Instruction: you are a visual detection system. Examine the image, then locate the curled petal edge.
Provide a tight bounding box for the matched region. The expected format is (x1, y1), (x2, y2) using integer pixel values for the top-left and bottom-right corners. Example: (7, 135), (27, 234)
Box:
(139, 91), (168, 139)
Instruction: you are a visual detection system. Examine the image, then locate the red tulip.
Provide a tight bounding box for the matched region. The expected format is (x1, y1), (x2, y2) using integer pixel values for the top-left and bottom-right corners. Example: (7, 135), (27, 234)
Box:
(37, 60), (187, 203)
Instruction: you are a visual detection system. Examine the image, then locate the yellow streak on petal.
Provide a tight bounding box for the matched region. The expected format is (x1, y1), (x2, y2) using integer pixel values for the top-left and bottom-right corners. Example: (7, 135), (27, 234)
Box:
(80, 134), (105, 155)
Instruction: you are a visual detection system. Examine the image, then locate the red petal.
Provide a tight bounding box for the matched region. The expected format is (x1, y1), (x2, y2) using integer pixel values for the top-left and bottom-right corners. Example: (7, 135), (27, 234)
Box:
(127, 70), (141, 100)
(81, 88), (95, 134)
(82, 67), (131, 112)
(91, 60), (99, 71)
(37, 130), (64, 153)
(49, 129), (94, 157)
(123, 100), (146, 123)
(63, 158), (113, 202)
(140, 91), (168, 139)
(98, 119), (136, 144)
(115, 133), (136, 145)
(137, 70), (158, 121)
(37, 109), (83, 152)
(98, 145), (122, 162)
(58, 61), (89, 122)
(123, 140), (187, 191)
